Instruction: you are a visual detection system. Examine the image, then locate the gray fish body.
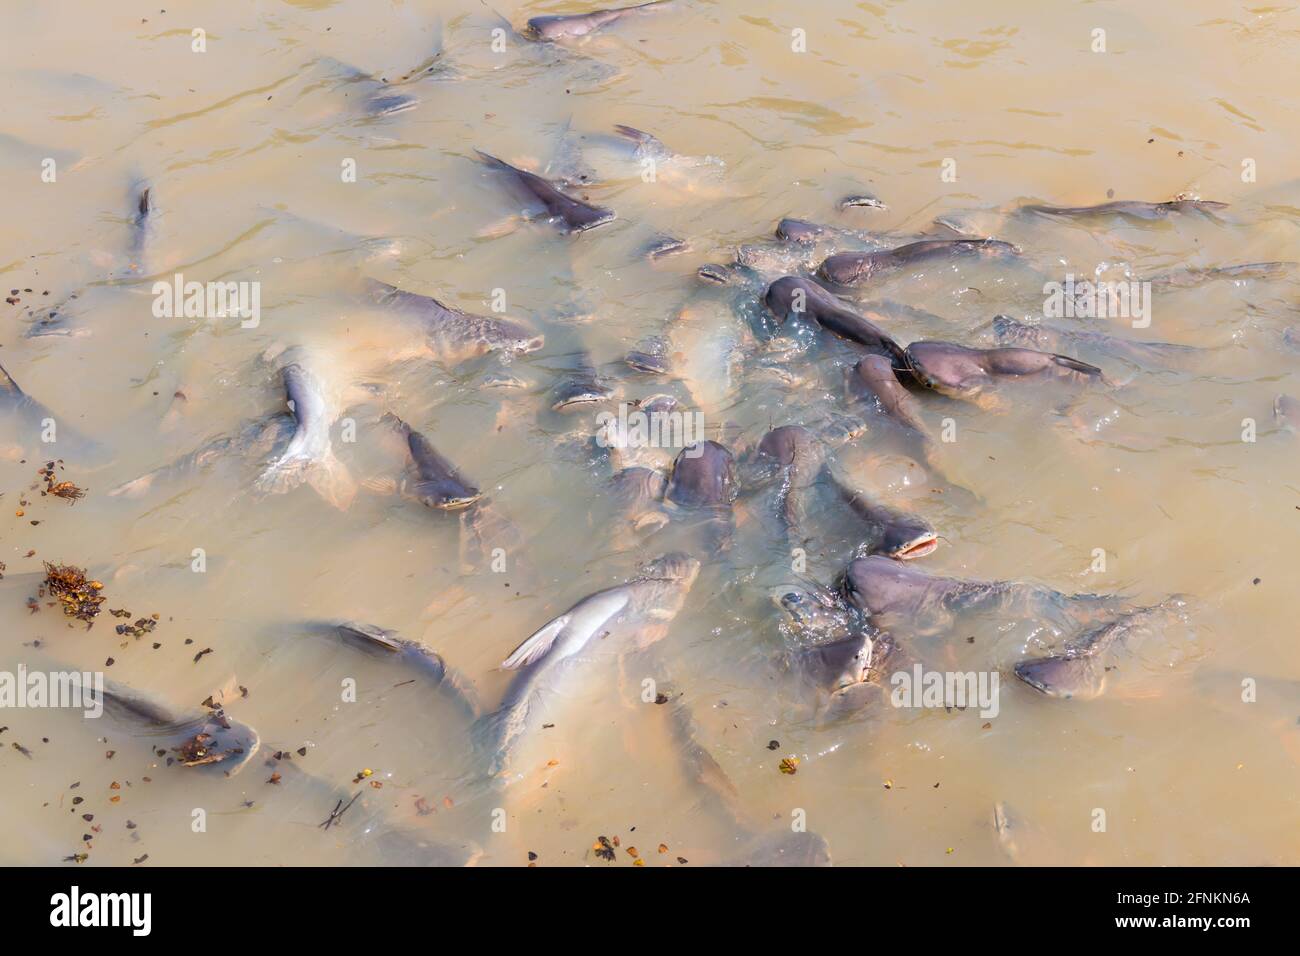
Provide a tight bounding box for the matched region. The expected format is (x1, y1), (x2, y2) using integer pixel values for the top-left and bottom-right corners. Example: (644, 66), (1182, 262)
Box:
(847, 353), (928, 438)
(1020, 199), (1227, 221)
(609, 466), (670, 538)
(255, 360), (348, 500)
(328, 621), (480, 720)
(482, 553), (700, 772)
(744, 425), (823, 540)
(476, 150), (614, 233)
(765, 275), (906, 365)
(121, 182), (154, 278)
(364, 278), (544, 361)
(904, 340), (1102, 398)
(1148, 261), (1293, 289)
(526, 0), (676, 40)
(775, 218), (829, 244)
(666, 440), (737, 509)
(551, 351), (614, 410)
(843, 554), (1010, 622)
(832, 472), (938, 560)
(383, 413), (482, 509)
(625, 334), (671, 374)
(818, 238), (1018, 286)
(0, 362), (107, 464)
(110, 416), (293, 498)
(990, 315), (1197, 366)
(667, 441), (737, 553)
(82, 675), (260, 774)
(1013, 598), (1188, 700)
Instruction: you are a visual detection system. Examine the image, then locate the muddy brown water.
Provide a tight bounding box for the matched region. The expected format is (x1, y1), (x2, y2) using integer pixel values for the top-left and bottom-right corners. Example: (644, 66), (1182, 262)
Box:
(1, 1), (1298, 866)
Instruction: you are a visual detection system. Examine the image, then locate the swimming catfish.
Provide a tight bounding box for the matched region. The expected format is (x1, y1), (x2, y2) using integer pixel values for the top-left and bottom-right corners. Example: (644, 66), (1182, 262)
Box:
(478, 552), (700, 775)
(254, 351), (357, 509)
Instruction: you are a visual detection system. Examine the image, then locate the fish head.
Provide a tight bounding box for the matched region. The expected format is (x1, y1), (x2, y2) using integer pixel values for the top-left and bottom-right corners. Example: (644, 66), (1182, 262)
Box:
(551, 380), (613, 412)
(409, 478), (483, 511)
(817, 252), (873, 286)
(772, 586), (852, 642)
(870, 512), (939, 560)
(842, 554), (930, 617)
(796, 632), (876, 693)
(776, 218), (827, 244)
(1013, 653), (1106, 700)
(666, 440), (737, 508)
(525, 16), (592, 40)
(763, 276), (822, 323)
(903, 341), (988, 396)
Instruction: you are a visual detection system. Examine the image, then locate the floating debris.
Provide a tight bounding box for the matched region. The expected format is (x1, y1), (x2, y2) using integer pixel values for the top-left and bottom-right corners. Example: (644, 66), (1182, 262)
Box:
(592, 836), (617, 862)
(779, 756), (799, 775)
(41, 562), (105, 623)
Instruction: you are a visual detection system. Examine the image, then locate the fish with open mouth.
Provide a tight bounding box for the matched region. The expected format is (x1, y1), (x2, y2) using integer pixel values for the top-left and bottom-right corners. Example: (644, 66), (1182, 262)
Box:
(362, 278), (544, 365)
(253, 352), (357, 509)
(377, 413), (483, 510)
(826, 469), (938, 561)
(550, 349), (615, 411)
(764, 275), (907, 365)
(475, 150), (615, 233)
(1013, 597), (1190, 700)
(1018, 198), (1228, 221)
(818, 238), (1019, 287)
(902, 340), (1103, 406)
(477, 552), (700, 776)
(770, 584), (905, 718)
(523, 0), (679, 40)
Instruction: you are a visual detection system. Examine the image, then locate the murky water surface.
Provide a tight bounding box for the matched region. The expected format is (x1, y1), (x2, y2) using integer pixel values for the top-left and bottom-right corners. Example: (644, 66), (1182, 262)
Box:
(2, 1), (1299, 866)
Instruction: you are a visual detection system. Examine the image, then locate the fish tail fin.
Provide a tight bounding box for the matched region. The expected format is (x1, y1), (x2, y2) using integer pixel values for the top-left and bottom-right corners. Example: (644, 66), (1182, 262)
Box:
(0, 362), (23, 397)
(254, 452), (318, 497)
(306, 451), (357, 510)
(474, 149), (510, 171)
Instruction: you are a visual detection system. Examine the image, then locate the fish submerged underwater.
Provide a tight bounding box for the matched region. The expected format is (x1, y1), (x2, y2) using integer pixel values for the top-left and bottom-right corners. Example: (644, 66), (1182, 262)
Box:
(1, 1), (1298, 891)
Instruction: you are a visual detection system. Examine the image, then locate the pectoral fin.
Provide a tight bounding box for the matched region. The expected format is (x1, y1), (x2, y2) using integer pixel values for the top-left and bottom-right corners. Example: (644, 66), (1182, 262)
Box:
(502, 614), (571, 669)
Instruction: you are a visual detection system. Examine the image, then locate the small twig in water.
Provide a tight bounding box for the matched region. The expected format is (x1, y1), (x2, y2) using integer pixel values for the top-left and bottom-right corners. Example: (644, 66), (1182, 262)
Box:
(318, 791), (361, 831)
